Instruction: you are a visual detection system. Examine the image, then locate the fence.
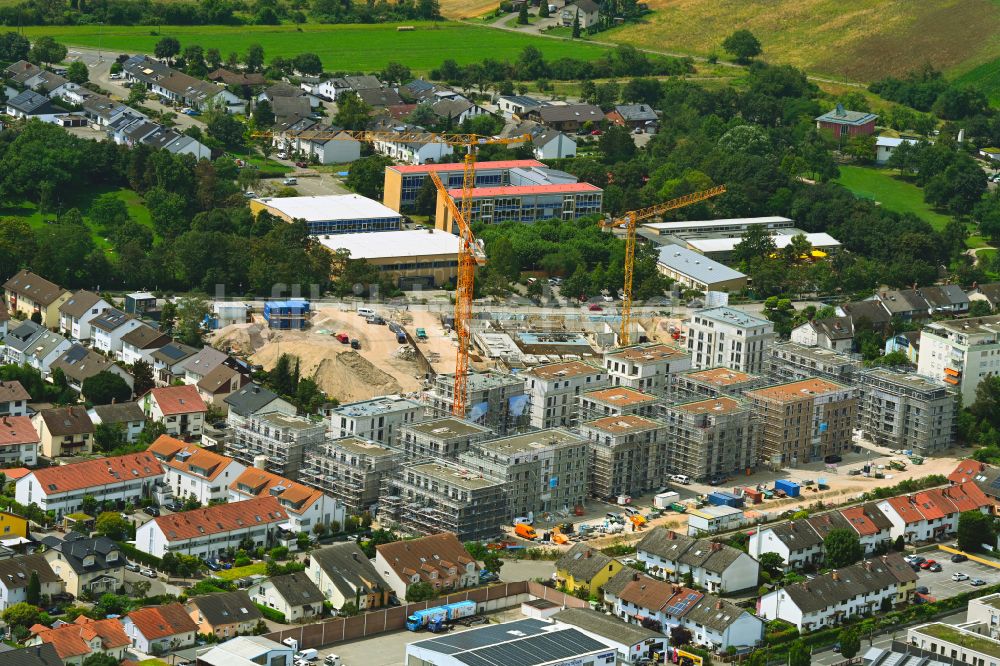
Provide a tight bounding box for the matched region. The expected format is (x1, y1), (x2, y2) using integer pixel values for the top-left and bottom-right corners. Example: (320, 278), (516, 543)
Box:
(264, 581), (587, 650)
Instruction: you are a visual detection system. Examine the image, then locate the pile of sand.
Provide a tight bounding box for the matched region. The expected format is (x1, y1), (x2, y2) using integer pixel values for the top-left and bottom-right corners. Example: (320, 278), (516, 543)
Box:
(213, 323), (270, 356)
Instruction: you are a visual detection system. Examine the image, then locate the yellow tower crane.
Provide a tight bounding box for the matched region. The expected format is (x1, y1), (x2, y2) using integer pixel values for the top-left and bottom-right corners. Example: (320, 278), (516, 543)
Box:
(603, 185), (727, 346)
(250, 129), (526, 415)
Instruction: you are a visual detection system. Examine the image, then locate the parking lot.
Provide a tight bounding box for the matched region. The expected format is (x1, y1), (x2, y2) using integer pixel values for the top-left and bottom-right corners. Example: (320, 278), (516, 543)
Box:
(914, 549), (1000, 600)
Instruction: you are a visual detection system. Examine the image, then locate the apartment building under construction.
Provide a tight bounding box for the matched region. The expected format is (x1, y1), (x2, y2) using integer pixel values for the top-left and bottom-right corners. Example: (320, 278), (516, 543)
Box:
(426, 370), (529, 435)
(379, 460), (507, 541)
(856, 368), (957, 456)
(299, 437), (401, 515)
(661, 396), (758, 482)
(579, 414), (668, 498)
(577, 386), (660, 421)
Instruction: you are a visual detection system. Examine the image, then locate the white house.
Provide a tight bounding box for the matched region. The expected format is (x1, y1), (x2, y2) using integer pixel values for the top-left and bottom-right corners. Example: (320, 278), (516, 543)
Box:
(122, 603), (198, 655)
(369, 121), (455, 165)
(135, 496), (287, 559)
(789, 317), (855, 352)
(0, 415), (41, 466)
(57, 290), (111, 342)
(757, 553), (917, 631)
(0, 554), (62, 610)
(840, 503), (896, 555)
(0, 381), (30, 418)
(876, 136), (918, 164)
(636, 528), (759, 594)
(143, 385), (207, 439)
(224, 382), (297, 429)
(604, 570), (763, 651)
(150, 342), (198, 387)
(375, 533), (479, 600)
(250, 572), (324, 622)
(148, 434), (245, 505)
(876, 482), (991, 543)
(228, 467), (343, 535)
(24, 329), (72, 378)
(15, 452), (164, 518)
(120, 323), (170, 365)
(533, 129), (577, 159)
(308, 542), (390, 611)
(91, 308), (142, 356)
(748, 521), (824, 571)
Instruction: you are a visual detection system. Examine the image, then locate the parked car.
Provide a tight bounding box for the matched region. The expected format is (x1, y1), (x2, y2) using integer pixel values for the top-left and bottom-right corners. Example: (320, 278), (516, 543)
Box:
(143, 506), (160, 517)
(670, 474), (692, 485)
(335, 332), (350, 344)
(919, 559), (936, 570)
(204, 559), (221, 571)
(588, 304), (603, 311)
(125, 562), (140, 572)
(824, 454), (843, 464)
(951, 553), (969, 563)
(952, 572), (969, 581)
(282, 177), (297, 185)
(915, 586), (929, 595)
(909, 556), (926, 566)
(928, 563), (942, 572)
(277, 152), (288, 159)
(972, 578), (987, 586)
(295, 160), (309, 168)
(140, 568), (157, 578)
(350, 339), (361, 350)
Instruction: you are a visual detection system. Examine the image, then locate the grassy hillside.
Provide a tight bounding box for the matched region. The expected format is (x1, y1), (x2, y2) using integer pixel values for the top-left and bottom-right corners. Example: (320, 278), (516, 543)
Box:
(835, 166), (952, 230)
(604, 0), (1000, 84)
(22, 22), (610, 73)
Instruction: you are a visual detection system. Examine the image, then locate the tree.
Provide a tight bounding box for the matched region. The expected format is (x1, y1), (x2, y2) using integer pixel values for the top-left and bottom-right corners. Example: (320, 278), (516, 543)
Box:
(733, 225), (777, 267)
(571, 9), (581, 38)
(669, 625), (692, 647)
(517, 2), (529, 24)
(66, 60), (88, 84)
(788, 640), (810, 666)
(293, 52), (323, 76)
(412, 177), (438, 216)
(539, 1), (549, 17)
(599, 125), (636, 163)
(127, 82), (148, 108)
(82, 371), (132, 406)
(94, 422), (127, 454)
(254, 98), (275, 127)
(334, 91), (372, 131)
(2, 602), (41, 628)
(722, 29), (762, 64)
(482, 552), (504, 575)
(154, 37), (181, 61)
(131, 360), (154, 397)
(83, 654), (120, 666)
(0, 32), (30, 63)
(346, 155), (394, 199)
(206, 111), (246, 149)
(758, 552), (784, 579)
(957, 510), (995, 553)
(175, 295), (210, 347)
(29, 36), (68, 67)
(95, 512), (131, 541)
(824, 528), (863, 568)
(838, 627), (861, 660)
(972, 375), (1000, 430)
(89, 192), (130, 232)
(246, 44), (265, 72)
(405, 581), (437, 602)
(26, 570), (40, 605)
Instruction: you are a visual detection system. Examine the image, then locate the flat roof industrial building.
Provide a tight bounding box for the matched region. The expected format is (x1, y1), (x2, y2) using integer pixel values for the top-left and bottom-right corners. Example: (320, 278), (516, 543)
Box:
(683, 232), (841, 260)
(642, 216), (794, 238)
(405, 618), (617, 666)
(383, 159), (546, 212)
(250, 194), (403, 235)
(656, 244), (748, 293)
(318, 229), (460, 289)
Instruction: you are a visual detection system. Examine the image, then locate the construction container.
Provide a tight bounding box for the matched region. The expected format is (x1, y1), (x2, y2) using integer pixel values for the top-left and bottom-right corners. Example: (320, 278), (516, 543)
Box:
(654, 491), (681, 509)
(774, 479), (801, 497)
(743, 488), (763, 504)
(707, 491), (744, 508)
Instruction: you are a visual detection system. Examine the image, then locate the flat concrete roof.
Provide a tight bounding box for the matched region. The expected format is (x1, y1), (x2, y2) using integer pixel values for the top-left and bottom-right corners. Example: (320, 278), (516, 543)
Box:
(582, 387), (657, 406)
(584, 414), (663, 433)
(687, 232), (841, 254)
(477, 428), (585, 454)
(657, 245), (745, 284)
(671, 396), (745, 416)
(324, 436), (396, 458)
(644, 216), (792, 232)
(406, 417), (491, 438)
(318, 229), (460, 260)
(254, 194), (401, 222)
(406, 461), (503, 490)
(682, 368), (758, 386)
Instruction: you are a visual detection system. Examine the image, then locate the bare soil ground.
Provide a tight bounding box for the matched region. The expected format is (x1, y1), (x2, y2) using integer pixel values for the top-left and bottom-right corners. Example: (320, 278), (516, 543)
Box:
(213, 306), (439, 402)
(439, 0), (498, 19)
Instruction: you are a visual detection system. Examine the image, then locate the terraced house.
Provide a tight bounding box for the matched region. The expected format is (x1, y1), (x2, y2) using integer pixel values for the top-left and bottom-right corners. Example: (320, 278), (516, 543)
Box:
(148, 435), (245, 505)
(636, 528), (759, 594)
(3, 269), (71, 327)
(228, 466), (344, 534)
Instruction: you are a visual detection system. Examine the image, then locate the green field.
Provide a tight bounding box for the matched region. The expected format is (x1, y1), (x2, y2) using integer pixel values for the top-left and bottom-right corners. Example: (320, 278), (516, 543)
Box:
(603, 0), (1000, 85)
(0, 185), (155, 251)
(23, 22), (610, 73)
(955, 59), (1000, 105)
(216, 562), (267, 580)
(835, 165), (953, 230)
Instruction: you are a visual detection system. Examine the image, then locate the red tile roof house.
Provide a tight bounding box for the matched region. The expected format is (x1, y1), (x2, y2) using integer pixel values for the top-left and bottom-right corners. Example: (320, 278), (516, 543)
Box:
(148, 435), (246, 505)
(14, 452), (165, 519)
(375, 532), (479, 600)
(0, 414), (41, 466)
(27, 615), (130, 664)
(839, 503), (894, 555)
(135, 496), (288, 559)
(143, 385), (207, 439)
(876, 482), (991, 544)
(228, 466), (344, 537)
(122, 602), (198, 654)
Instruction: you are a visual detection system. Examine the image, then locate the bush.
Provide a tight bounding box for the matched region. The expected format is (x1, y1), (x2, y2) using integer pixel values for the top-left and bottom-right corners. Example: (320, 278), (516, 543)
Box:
(115, 541), (162, 569)
(254, 603), (286, 623)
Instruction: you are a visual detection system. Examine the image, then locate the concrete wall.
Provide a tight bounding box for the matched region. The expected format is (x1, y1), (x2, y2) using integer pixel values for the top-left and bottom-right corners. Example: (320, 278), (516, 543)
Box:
(264, 581), (587, 650)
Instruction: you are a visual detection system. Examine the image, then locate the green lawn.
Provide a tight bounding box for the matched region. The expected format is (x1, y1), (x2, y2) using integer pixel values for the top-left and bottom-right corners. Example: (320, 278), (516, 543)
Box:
(216, 562), (267, 580)
(23, 22), (610, 73)
(835, 165), (953, 230)
(0, 185), (156, 252)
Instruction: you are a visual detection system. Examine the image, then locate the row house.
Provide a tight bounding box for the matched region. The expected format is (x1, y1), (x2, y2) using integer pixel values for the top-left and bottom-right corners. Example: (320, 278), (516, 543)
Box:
(185, 590), (263, 640)
(91, 307), (141, 356)
(148, 435), (245, 505)
(0, 554), (62, 611)
(150, 342), (198, 386)
(120, 323), (171, 365)
(308, 542), (391, 612)
(877, 481), (992, 543)
(758, 553), (917, 631)
(0, 415), (40, 466)
(136, 496), (288, 559)
(51, 344), (135, 394)
(636, 528), (759, 594)
(15, 452), (164, 518)
(108, 113), (212, 160)
(603, 570), (763, 651)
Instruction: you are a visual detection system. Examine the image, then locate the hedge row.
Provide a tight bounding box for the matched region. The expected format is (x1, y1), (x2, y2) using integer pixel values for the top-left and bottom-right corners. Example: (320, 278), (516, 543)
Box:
(115, 541), (162, 569)
(254, 603), (287, 624)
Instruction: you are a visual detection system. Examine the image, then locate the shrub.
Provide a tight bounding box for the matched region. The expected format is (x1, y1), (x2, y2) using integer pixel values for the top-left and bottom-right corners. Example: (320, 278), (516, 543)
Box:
(254, 603), (286, 623)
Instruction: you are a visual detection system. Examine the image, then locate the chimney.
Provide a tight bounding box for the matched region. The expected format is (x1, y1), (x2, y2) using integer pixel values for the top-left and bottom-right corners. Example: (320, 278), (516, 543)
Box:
(832, 570), (840, 581)
(585, 550), (592, 559)
(632, 573), (639, 581)
(710, 542), (721, 552)
(667, 531), (676, 540)
(715, 600), (723, 610)
(864, 561), (871, 571)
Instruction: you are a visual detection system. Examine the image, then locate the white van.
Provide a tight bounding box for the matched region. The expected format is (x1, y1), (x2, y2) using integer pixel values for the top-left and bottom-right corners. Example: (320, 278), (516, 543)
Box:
(294, 648), (318, 662)
(357, 307), (376, 318)
(324, 656), (341, 666)
(670, 474), (692, 485)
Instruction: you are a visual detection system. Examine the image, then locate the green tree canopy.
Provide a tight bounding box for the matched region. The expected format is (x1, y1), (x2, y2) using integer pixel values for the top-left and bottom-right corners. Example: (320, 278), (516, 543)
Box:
(824, 528), (863, 568)
(722, 29), (762, 64)
(957, 510), (996, 553)
(82, 371), (132, 406)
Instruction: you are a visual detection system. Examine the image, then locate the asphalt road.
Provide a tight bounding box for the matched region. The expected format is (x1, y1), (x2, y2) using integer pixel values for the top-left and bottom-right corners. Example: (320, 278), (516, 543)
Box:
(809, 608), (967, 666)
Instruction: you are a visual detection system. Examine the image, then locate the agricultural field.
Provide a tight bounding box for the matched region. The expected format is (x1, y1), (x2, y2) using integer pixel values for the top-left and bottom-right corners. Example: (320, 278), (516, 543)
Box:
(835, 165), (952, 230)
(439, 0), (498, 19)
(22, 22), (610, 73)
(603, 0), (1000, 84)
